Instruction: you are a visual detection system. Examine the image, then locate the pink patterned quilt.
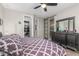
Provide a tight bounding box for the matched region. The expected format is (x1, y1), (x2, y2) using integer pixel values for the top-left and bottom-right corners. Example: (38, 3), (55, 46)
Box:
(22, 37), (66, 56)
(0, 34), (66, 56)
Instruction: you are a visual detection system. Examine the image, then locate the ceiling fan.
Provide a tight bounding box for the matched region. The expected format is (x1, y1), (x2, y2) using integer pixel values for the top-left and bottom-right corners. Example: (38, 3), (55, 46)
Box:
(34, 3), (57, 12)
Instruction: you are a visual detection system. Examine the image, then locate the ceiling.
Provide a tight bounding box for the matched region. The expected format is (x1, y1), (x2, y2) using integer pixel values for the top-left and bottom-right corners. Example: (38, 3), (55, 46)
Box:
(1, 3), (77, 18)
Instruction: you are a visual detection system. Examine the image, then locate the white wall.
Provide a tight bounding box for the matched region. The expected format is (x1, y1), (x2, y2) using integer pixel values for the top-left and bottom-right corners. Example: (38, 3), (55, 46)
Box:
(0, 4), (45, 38)
(54, 4), (79, 33)
(0, 4), (4, 34)
(1, 4), (79, 37)
(0, 4), (44, 38)
(3, 8), (34, 37)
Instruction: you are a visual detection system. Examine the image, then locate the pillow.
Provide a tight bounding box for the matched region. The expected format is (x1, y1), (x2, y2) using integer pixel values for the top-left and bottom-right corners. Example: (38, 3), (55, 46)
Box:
(0, 38), (23, 56)
(10, 34), (23, 40)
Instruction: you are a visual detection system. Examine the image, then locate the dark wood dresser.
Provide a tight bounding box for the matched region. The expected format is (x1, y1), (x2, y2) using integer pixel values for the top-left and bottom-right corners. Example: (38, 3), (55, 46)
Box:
(51, 32), (79, 51)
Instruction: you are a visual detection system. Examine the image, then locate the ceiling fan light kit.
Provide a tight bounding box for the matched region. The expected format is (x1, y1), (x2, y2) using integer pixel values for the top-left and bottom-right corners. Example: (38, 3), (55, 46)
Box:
(34, 3), (57, 12)
(41, 4), (47, 8)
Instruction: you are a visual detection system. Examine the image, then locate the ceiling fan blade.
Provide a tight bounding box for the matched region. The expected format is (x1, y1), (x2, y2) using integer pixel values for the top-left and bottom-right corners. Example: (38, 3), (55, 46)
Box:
(44, 7), (47, 12)
(46, 3), (57, 6)
(34, 5), (41, 9)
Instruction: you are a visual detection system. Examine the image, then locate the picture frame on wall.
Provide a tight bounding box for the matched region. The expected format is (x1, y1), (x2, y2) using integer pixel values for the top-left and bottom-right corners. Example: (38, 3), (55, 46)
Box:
(0, 18), (3, 25)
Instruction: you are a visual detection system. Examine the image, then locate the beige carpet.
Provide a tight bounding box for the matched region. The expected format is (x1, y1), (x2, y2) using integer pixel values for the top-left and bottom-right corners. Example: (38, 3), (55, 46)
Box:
(65, 49), (79, 56)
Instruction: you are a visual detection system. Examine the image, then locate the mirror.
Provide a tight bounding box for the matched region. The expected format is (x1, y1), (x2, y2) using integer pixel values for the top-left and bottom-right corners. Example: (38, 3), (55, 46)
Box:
(56, 16), (75, 32)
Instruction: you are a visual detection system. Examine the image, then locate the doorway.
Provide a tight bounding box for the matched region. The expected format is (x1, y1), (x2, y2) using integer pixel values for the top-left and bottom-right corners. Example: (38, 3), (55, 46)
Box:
(24, 21), (30, 37)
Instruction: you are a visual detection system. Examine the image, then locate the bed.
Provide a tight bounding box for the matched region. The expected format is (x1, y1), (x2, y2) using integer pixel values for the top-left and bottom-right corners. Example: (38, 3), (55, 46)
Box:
(0, 34), (66, 56)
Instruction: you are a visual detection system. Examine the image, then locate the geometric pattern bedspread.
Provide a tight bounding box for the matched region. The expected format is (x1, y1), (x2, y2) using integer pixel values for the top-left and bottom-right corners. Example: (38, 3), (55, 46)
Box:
(0, 34), (66, 56)
(22, 38), (66, 56)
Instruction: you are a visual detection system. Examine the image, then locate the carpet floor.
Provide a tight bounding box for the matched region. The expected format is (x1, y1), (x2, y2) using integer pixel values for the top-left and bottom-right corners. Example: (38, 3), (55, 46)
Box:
(65, 49), (79, 56)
